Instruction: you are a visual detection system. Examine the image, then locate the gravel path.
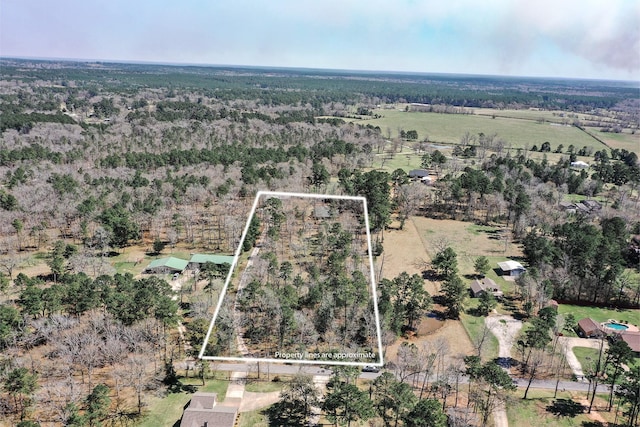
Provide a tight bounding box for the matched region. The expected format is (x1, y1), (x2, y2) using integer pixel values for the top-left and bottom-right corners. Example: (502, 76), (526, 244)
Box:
(485, 315), (523, 361)
(485, 314), (523, 427)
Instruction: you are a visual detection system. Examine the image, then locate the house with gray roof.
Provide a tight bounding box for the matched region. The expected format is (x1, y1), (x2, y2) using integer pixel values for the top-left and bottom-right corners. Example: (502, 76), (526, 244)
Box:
(179, 392), (238, 427)
(470, 278), (503, 298)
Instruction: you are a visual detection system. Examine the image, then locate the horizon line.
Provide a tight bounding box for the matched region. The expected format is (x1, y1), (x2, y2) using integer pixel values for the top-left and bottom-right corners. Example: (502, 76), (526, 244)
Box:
(2, 55), (638, 85)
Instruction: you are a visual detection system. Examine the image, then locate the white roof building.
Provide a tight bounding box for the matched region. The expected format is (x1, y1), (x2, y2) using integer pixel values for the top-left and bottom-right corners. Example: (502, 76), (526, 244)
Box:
(497, 260), (526, 277)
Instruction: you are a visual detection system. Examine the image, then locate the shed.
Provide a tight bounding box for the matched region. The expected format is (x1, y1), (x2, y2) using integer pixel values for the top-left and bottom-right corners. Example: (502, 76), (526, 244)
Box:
(570, 161), (590, 169)
(187, 254), (234, 270)
(497, 260), (526, 277)
(618, 331), (640, 356)
(179, 392), (238, 427)
(145, 257), (189, 274)
(470, 278), (503, 298)
(577, 318), (603, 338)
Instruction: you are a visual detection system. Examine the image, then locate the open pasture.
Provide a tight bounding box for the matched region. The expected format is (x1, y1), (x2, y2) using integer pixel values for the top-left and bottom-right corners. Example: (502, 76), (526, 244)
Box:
(591, 128), (640, 152)
(355, 109), (608, 152)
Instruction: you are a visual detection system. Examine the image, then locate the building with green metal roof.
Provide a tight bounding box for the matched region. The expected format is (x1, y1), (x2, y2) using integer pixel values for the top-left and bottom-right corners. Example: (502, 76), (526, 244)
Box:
(145, 257), (189, 274)
(188, 254), (235, 269)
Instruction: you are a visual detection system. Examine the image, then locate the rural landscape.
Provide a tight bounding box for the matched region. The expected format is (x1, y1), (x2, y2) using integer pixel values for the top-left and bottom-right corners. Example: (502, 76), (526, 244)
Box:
(0, 58), (638, 427)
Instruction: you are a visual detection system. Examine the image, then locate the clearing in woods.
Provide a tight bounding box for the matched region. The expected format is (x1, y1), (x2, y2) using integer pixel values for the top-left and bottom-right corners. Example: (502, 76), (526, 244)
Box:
(379, 216), (523, 360)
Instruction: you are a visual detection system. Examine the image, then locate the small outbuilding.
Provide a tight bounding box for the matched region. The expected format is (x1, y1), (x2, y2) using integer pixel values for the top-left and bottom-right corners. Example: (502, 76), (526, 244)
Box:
(144, 257), (189, 274)
(470, 278), (503, 298)
(179, 392), (238, 427)
(577, 318), (603, 338)
(497, 260), (526, 277)
(570, 160), (590, 169)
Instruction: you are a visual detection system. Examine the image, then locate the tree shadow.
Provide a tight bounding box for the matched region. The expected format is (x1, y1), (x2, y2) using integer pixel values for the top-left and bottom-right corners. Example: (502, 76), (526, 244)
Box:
(421, 268), (440, 281)
(581, 422), (606, 427)
(493, 357), (517, 369)
(546, 399), (585, 418)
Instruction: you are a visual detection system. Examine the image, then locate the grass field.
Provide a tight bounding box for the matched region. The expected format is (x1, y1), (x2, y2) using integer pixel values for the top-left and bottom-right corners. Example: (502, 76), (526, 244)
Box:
(557, 304), (639, 326)
(593, 128), (640, 152)
(354, 109), (608, 152)
(506, 390), (615, 427)
(473, 108), (595, 123)
(137, 378), (229, 427)
(238, 409), (269, 427)
(459, 311), (499, 361)
(572, 347), (600, 374)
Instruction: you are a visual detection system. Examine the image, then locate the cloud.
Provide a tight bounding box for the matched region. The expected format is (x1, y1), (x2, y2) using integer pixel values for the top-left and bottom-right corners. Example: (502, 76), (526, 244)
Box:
(1, 0), (638, 79)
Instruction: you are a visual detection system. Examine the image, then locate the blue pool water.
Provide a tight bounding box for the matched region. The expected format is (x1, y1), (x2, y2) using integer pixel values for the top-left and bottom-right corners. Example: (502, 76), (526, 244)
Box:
(604, 322), (628, 331)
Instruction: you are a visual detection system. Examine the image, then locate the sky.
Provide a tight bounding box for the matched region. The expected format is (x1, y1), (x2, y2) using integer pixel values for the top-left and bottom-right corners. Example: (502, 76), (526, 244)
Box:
(1, 0), (639, 81)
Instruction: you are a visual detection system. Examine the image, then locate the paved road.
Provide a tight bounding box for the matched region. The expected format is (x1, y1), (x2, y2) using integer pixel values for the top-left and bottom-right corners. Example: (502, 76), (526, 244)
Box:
(179, 360), (612, 394)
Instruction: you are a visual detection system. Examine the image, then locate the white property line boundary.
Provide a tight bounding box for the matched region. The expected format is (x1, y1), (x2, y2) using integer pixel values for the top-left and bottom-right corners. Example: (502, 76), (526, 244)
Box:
(198, 190), (385, 367)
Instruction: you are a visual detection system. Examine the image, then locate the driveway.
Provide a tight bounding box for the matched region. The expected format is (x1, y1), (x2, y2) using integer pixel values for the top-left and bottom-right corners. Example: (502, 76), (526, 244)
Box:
(485, 314), (523, 427)
(485, 315), (523, 362)
(558, 336), (607, 381)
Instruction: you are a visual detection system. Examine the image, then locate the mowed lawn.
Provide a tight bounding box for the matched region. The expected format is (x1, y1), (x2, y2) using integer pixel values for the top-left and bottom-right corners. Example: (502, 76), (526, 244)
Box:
(137, 379), (228, 427)
(557, 304), (640, 326)
(572, 346), (600, 373)
(354, 109), (608, 152)
(506, 390), (616, 427)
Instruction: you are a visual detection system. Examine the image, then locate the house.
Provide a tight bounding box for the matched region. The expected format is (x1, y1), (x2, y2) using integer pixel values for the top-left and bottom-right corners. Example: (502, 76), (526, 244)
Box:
(408, 169), (429, 179)
(577, 318), (603, 338)
(144, 257), (189, 274)
(470, 278), (503, 298)
(581, 200), (602, 211)
(179, 392), (238, 427)
(559, 201), (577, 214)
(574, 203), (591, 214)
(497, 260), (526, 277)
(618, 331), (640, 357)
(187, 254), (235, 271)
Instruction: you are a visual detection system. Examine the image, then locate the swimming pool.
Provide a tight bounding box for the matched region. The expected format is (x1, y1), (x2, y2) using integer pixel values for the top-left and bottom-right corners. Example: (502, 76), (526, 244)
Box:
(604, 322), (629, 331)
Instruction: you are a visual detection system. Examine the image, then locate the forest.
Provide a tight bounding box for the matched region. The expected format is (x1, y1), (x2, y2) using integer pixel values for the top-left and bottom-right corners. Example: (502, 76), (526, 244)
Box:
(0, 58), (638, 426)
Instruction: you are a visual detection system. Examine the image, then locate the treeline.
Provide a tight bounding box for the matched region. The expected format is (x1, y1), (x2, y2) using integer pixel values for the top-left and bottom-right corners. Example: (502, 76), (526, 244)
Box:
(523, 216), (639, 306)
(3, 272), (177, 340)
(0, 111), (76, 133)
(0, 143), (85, 167)
(429, 149), (639, 225)
(3, 59), (637, 112)
(98, 139), (357, 171)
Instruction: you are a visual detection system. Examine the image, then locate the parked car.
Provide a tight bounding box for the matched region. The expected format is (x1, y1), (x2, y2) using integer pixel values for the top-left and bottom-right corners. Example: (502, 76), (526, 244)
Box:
(362, 366), (380, 373)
